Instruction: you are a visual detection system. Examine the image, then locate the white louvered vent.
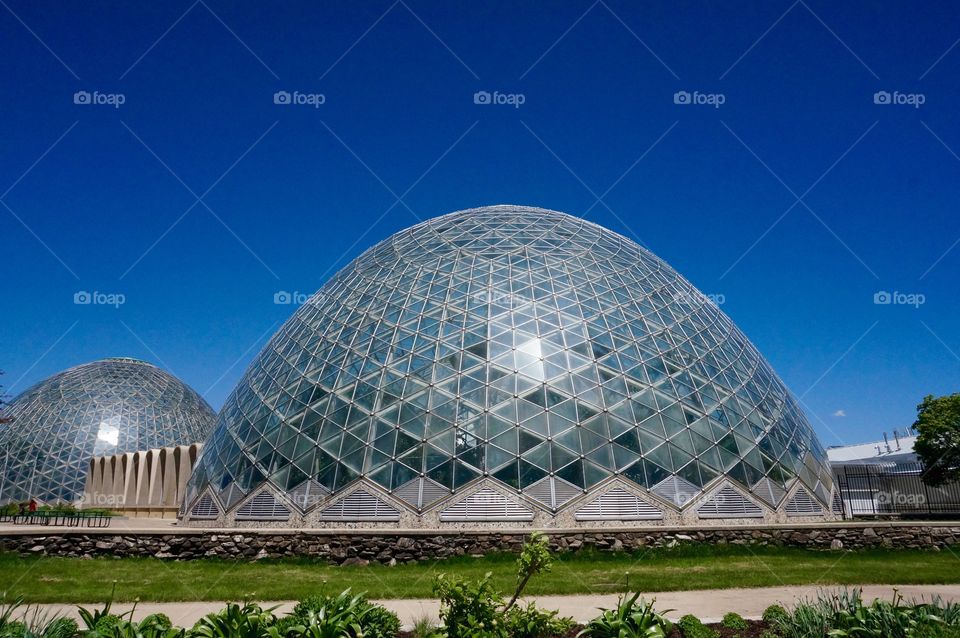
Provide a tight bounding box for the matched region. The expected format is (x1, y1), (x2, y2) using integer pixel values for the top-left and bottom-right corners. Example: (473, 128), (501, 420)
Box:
(440, 487), (534, 521)
(319, 489), (400, 521)
(696, 484), (764, 519)
(751, 477), (787, 507)
(785, 487), (825, 516)
(394, 479), (422, 508)
(651, 475), (700, 508)
(190, 493), (219, 519)
(394, 478), (449, 510)
(575, 486), (663, 520)
(524, 477), (580, 509)
(553, 478), (582, 508)
(288, 479), (329, 512)
(525, 478), (553, 508)
(421, 479), (449, 508)
(831, 489), (844, 516)
(235, 491), (291, 521)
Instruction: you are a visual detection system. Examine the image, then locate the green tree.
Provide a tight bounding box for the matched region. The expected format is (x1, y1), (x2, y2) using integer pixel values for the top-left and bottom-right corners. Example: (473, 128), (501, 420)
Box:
(913, 393), (960, 486)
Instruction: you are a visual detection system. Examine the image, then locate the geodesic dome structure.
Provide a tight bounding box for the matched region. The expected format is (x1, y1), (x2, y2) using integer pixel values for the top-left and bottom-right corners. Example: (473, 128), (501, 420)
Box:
(183, 206), (835, 527)
(0, 358), (216, 504)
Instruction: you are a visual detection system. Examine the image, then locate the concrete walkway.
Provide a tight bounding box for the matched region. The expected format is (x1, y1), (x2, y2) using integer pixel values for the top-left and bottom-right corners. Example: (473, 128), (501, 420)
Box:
(26, 585), (960, 627)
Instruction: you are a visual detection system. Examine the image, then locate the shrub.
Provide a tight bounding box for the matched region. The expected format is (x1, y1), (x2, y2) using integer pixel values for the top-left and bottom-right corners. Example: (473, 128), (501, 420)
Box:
(4, 618), (78, 638)
(505, 531), (554, 612)
(677, 614), (718, 638)
(288, 591), (398, 638)
(504, 602), (575, 638)
(410, 615), (441, 638)
(762, 604), (789, 626)
(434, 533), (571, 638)
(190, 602), (276, 638)
(721, 612), (748, 630)
(767, 589), (960, 638)
(434, 572), (506, 638)
(577, 592), (672, 638)
(140, 615), (173, 631)
(914, 626), (960, 638)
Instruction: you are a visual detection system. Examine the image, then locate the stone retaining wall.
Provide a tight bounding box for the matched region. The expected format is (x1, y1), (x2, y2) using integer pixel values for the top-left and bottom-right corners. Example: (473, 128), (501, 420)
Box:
(2, 523), (958, 563)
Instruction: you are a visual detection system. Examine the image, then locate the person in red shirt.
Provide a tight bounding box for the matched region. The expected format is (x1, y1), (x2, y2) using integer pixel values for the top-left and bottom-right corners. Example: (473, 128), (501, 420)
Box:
(28, 499), (37, 513)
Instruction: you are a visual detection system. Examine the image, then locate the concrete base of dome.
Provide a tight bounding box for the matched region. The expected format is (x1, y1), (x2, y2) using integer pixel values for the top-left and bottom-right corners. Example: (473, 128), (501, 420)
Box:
(180, 476), (839, 529)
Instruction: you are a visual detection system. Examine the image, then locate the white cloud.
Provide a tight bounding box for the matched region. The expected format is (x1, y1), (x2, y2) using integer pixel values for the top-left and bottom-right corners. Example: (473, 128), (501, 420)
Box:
(832, 409), (847, 417)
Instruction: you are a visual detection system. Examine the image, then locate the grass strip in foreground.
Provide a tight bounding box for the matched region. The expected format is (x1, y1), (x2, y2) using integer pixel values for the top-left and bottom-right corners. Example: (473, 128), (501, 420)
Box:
(2, 544), (958, 603)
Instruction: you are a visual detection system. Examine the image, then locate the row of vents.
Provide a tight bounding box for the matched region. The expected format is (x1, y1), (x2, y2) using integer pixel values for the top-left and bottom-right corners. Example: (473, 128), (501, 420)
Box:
(188, 479), (828, 522)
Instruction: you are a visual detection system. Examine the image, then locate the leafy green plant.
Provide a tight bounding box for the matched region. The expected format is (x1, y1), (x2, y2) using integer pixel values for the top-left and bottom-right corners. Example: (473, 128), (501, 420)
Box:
(577, 592), (673, 638)
(434, 533), (571, 638)
(762, 604), (789, 627)
(721, 612), (748, 630)
(77, 586), (127, 638)
(768, 589), (960, 638)
(929, 597), (960, 627)
(190, 602), (276, 638)
(434, 572), (506, 638)
(0, 601), (77, 638)
(504, 602), (575, 638)
(677, 614), (718, 638)
(505, 532), (554, 612)
(410, 615), (442, 638)
(0, 598), (24, 636)
(126, 613), (184, 638)
(282, 590), (398, 638)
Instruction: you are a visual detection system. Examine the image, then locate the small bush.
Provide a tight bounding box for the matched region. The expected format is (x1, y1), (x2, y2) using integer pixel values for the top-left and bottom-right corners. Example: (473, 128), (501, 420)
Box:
(914, 625), (960, 638)
(577, 592), (672, 638)
(762, 604), (789, 626)
(284, 591), (398, 638)
(677, 614), (718, 638)
(190, 602), (276, 638)
(410, 615), (441, 638)
(721, 612), (748, 630)
(359, 604), (401, 638)
(140, 614), (173, 631)
(504, 602), (575, 638)
(434, 572), (506, 638)
(434, 533), (566, 638)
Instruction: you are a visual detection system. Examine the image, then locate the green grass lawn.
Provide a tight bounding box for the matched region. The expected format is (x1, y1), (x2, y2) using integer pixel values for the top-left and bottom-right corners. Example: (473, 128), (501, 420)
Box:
(2, 545), (958, 603)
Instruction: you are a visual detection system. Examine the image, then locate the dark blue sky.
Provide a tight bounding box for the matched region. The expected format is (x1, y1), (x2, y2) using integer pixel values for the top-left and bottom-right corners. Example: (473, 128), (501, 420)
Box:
(2, 1), (958, 447)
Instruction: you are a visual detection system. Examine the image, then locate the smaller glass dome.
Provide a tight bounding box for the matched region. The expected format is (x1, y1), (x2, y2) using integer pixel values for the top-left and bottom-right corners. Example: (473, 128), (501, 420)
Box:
(0, 358), (216, 504)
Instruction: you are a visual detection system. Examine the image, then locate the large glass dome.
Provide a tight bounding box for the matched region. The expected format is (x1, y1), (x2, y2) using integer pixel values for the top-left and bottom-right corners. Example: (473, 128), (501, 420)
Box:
(184, 206), (834, 527)
(0, 358), (216, 504)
